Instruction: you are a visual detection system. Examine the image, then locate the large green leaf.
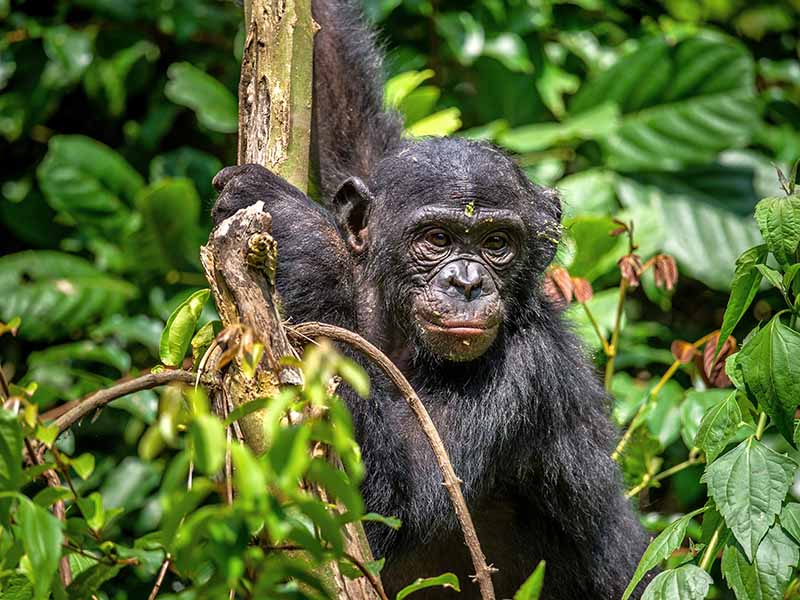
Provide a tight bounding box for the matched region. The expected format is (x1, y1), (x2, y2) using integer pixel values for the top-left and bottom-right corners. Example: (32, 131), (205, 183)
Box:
(16, 496), (64, 600)
(616, 175), (762, 291)
(0, 251), (137, 341)
(165, 62), (237, 133)
(622, 507), (707, 600)
(563, 215), (627, 282)
(36, 135), (144, 231)
(736, 316), (800, 442)
(721, 524), (799, 600)
(131, 178), (202, 273)
(754, 194), (800, 266)
(0, 409), (23, 492)
(571, 35), (758, 170)
(702, 438), (796, 560)
(641, 565), (713, 600)
(498, 102), (619, 153)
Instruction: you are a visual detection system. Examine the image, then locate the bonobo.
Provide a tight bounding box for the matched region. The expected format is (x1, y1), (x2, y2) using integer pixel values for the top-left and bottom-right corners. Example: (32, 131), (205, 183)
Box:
(212, 1), (651, 598)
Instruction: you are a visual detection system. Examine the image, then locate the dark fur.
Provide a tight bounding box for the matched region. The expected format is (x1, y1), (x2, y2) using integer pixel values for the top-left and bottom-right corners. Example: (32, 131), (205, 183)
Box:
(212, 2), (651, 598)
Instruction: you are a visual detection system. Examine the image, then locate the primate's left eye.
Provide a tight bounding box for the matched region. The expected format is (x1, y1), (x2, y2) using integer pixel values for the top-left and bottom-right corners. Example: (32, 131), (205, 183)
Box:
(483, 234), (508, 251)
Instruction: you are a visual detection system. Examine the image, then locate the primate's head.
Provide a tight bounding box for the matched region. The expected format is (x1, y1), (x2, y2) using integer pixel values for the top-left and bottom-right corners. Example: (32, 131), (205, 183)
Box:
(333, 138), (561, 362)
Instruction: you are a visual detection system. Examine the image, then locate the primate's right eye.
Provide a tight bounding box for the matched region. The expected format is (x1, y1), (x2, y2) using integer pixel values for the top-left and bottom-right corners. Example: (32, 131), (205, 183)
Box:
(425, 229), (451, 248)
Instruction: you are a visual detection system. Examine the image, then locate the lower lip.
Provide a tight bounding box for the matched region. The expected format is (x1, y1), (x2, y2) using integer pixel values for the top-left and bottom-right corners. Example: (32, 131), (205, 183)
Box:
(423, 321), (493, 337)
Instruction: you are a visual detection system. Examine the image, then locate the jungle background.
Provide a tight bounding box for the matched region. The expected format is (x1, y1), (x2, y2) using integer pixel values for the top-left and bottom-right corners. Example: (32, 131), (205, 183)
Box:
(1, 0), (800, 598)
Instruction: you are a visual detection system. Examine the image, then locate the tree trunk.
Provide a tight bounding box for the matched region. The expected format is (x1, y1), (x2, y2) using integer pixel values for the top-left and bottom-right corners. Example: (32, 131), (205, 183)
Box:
(199, 1), (383, 597)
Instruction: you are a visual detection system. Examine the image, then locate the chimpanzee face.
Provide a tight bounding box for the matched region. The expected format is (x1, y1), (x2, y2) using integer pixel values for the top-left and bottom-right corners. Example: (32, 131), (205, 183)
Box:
(333, 138), (560, 362)
(403, 204), (525, 361)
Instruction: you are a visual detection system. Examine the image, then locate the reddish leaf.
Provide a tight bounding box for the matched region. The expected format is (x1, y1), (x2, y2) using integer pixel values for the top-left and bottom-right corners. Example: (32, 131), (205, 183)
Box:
(653, 254), (678, 291)
(670, 340), (698, 364)
(572, 277), (594, 303)
(618, 254), (643, 288)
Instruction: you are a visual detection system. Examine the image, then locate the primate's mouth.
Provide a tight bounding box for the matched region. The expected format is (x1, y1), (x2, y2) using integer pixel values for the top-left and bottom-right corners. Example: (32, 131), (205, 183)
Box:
(422, 319), (496, 337)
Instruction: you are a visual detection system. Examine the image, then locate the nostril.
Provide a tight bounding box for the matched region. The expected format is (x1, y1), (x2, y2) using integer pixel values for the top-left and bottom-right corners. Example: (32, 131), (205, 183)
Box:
(448, 274), (483, 300)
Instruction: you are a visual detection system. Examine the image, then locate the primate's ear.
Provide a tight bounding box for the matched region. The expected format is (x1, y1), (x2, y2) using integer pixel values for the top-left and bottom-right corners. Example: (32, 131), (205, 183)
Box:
(333, 177), (373, 254)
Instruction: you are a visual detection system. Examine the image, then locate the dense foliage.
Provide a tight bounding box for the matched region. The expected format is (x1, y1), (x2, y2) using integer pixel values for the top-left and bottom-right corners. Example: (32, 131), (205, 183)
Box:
(1, 0), (800, 598)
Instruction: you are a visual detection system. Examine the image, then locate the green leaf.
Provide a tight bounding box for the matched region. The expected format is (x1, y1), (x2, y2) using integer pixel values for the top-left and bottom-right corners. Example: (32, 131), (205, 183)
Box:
(159, 288), (210, 366)
(268, 425), (312, 487)
(6, 258), (127, 333)
(131, 178), (201, 274)
(736, 315), (800, 441)
(42, 26), (94, 86)
(755, 264), (786, 293)
(406, 108), (462, 137)
(694, 392), (742, 463)
(307, 459), (363, 519)
(231, 443), (267, 504)
(563, 215), (627, 282)
(361, 512), (402, 530)
(702, 438), (796, 560)
(0, 409), (23, 492)
(37, 135), (144, 231)
(616, 176), (762, 291)
(337, 359), (370, 398)
(149, 146), (222, 201)
(16, 496), (64, 600)
(76, 491), (106, 531)
(70, 453), (95, 480)
(189, 414), (225, 475)
(721, 524), (799, 600)
(754, 194), (800, 266)
(165, 62), (238, 133)
(641, 565), (713, 600)
(385, 69), (434, 108)
(783, 263), (800, 290)
(483, 33), (533, 73)
(514, 561), (545, 600)
(435, 12), (484, 65)
(66, 563), (123, 599)
(622, 507), (707, 600)
(779, 503), (800, 545)
(499, 102), (620, 153)
(681, 389), (730, 451)
(715, 244), (769, 357)
(572, 35), (758, 170)
(396, 573), (460, 599)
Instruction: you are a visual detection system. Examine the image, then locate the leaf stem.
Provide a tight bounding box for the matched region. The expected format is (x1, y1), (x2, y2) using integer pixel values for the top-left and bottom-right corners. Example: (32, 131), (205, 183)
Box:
(604, 279), (629, 392)
(624, 451), (704, 498)
(699, 523), (724, 572)
(612, 359), (681, 462)
(755, 412), (768, 440)
(581, 302), (611, 356)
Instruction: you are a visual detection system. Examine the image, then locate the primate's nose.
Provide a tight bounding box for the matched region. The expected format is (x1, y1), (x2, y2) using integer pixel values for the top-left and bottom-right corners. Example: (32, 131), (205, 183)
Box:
(447, 262), (483, 301)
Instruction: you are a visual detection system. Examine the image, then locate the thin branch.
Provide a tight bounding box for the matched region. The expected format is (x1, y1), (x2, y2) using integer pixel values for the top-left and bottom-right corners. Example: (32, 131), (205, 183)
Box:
(25, 438), (72, 586)
(50, 370), (197, 433)
(148, 555), (172, 600)
(344, 552), (390, 600)
(290, 322), (496, 600)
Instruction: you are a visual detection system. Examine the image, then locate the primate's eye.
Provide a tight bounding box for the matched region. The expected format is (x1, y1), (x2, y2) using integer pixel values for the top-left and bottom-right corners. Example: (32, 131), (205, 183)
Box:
(483, 234), (508, 252)
(425, 229), (451, 248)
